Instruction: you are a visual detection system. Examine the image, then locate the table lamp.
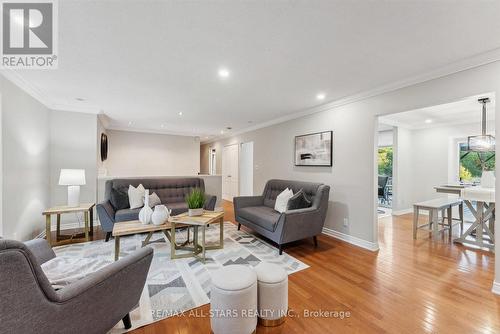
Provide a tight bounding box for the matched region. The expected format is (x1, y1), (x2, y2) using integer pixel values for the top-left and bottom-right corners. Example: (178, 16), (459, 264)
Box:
(59, 169), (86, 207)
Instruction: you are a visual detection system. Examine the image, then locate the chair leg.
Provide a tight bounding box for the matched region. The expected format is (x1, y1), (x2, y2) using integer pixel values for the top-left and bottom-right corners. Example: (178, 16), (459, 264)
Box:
(105, 232), (112, 242)
(313, 236), (318, 248)
(237, 223), (241, 231)
(278, 244), (283, 255)
(122, 313), (132, 329)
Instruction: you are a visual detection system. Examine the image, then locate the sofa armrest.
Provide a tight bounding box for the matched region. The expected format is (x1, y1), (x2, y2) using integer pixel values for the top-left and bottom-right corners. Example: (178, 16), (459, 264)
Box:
(278, 206), (324, 244)
(96, 200), (116, 233)
(24, 239), (56, 265)
(233, 196), (264, 211)
(55, 247), (153, 303)
(203, 194), (217, 210)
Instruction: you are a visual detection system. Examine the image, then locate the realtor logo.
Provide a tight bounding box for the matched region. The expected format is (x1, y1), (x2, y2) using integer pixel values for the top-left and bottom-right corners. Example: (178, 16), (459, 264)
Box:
(1, 0), (58, 68)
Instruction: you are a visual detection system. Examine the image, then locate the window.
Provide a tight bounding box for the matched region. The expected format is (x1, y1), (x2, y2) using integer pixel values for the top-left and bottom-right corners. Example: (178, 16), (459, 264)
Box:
(378, 147), (393, 177)
(459, 143), (495, 183)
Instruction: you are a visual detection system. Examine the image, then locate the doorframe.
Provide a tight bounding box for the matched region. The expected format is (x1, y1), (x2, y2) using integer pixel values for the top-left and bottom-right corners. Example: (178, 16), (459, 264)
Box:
(239, 141), (254, 196)
(222, 143), (239, 201)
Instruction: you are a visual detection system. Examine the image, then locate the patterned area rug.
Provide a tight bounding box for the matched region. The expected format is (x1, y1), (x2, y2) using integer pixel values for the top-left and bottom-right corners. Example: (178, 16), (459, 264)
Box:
(52, 222), (309, 332)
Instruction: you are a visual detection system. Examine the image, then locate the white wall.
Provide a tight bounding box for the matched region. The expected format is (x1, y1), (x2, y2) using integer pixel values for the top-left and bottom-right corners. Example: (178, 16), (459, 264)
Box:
(392, 121), (495, 212)
(104, 130), (200, 177)
(1, 76), (51, 240)
(378, 129), (394, 147)
(392, 127), (414, 213)
(49, 110), (98, 226)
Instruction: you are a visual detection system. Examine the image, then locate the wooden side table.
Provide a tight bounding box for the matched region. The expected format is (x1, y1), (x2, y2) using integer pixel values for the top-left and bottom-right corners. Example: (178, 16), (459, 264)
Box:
(42, 203), (95, 246)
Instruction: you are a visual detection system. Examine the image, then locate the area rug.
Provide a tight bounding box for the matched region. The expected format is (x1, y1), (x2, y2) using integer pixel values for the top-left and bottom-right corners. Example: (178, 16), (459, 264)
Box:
(52, 222), (309, 332)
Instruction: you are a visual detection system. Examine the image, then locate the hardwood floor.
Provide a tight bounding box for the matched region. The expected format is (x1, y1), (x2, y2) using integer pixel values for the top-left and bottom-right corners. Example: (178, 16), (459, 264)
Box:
(82, 201), (500, 333)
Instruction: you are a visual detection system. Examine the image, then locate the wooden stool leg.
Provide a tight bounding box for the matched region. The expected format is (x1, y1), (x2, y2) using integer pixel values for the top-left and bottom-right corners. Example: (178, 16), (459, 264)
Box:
(431, 209), (439, 238)
(459, 203), (464, 232)
(447, 206), (452, 240)
(413, 206), (419, 239)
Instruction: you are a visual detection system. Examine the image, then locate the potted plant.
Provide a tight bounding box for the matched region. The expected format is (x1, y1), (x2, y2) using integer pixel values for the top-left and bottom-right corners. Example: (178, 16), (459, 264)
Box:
(186, 188), (205, 216)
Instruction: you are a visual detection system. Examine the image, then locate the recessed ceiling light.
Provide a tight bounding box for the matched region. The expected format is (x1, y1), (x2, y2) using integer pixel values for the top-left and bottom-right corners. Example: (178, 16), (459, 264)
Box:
(161, 124), (165, 128)
(178, 111), (183, 116)
(220, 130), (224, 134)
(316, 93), (326, 101)
(425, 119), (433, 124)
(128, 121), (132, 126)
(218, 68), (230, 79)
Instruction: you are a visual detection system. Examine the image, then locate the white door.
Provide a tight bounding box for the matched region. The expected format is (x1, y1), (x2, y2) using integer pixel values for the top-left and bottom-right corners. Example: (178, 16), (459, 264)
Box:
(222, 144), (239, 201)
(239, 141), (254, 196)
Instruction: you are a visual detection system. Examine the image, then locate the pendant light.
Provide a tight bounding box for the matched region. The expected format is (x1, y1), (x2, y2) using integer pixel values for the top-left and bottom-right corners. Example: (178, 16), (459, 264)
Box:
(467, 97), (495, 152)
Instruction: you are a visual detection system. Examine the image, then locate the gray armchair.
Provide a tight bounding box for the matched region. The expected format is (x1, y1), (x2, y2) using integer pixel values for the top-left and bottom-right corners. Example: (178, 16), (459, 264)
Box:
(234, 179), (330, 254)
(0, 238), (153, 334)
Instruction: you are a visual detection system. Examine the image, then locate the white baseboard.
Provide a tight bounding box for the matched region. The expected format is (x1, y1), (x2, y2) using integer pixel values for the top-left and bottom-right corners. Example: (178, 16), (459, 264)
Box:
(322, 227), (379, 252)
(492, 281), (500, 295)
(392, 208), (413, 216)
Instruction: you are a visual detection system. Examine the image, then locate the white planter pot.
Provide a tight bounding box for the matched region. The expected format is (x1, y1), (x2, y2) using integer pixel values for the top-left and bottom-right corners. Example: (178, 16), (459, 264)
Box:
(151, 205), (171, 225)
(188, 208), (204, 217)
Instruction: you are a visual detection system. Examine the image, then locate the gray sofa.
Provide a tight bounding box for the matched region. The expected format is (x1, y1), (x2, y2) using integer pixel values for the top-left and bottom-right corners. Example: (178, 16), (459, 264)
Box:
(97, 177), (217, 241)
(234, 179), (330, 254)
(0, 238), (153, 334)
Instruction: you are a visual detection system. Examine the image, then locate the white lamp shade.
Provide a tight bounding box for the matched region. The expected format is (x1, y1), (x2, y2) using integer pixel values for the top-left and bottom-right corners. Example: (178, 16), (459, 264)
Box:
(59, 169), (86, 186)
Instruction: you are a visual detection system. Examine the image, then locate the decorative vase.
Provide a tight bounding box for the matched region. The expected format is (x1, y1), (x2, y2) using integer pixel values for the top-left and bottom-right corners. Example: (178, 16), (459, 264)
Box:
(188, 208), (204, 217)
(481, 171), (496, 188)
(139, 190), (153, 224)
(151, 205), (171, 226)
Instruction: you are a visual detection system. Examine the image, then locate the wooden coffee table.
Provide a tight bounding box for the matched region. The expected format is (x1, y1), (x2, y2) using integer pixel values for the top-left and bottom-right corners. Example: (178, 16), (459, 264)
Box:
(112, 210), (224, 262)
(169, 210), (225, 263)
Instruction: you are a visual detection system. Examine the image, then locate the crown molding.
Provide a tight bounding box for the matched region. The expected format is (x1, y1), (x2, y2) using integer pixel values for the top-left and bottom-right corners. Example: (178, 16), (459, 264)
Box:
(106, 125), (200, 139)
(0, 69), (53, 107)
(203, 47), (500, 144)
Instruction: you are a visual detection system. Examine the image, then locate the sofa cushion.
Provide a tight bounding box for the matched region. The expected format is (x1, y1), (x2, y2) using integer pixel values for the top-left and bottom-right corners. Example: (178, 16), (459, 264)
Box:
(238, 206), (281, 232)
(110, 188), (129, 210)
(128, 184), (145, 209)
(164, 202), (189, 216)
(115, 208), (141, 222)
(287, 189), (312, 210)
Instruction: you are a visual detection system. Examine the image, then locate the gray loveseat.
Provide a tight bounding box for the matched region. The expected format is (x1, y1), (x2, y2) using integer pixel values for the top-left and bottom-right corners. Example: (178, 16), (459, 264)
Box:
(0, 238), (153, 334)
(234, 179), (330, 254)
(97, 177), (217, 241)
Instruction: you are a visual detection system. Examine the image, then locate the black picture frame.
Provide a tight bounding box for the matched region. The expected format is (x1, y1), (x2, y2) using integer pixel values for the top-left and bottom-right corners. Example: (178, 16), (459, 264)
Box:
(294, 131), (333, 166)
(100, 133), (108, 162)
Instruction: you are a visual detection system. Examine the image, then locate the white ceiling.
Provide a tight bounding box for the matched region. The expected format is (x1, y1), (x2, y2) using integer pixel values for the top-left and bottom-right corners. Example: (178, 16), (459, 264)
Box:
(4, 1), (500, 140)
(379, 93), (496, 130)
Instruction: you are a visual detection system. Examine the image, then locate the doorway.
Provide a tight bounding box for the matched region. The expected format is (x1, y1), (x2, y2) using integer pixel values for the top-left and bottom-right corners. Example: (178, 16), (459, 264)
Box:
(222, 143), (239, 201)
(239, 141), (254, 196)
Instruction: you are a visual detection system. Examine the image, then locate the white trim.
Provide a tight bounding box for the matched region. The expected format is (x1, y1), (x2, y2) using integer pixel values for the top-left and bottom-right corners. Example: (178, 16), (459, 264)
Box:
(322, 227), (379, 252)
(492, 281), (500, 295)
(392, 208), (413, 216)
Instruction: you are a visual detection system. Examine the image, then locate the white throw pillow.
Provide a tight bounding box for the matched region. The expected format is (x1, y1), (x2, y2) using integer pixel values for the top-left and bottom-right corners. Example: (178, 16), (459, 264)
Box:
(149, 192), (161, 207)
(274, 188), (294, 213)
(128, 184), (145, 209)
